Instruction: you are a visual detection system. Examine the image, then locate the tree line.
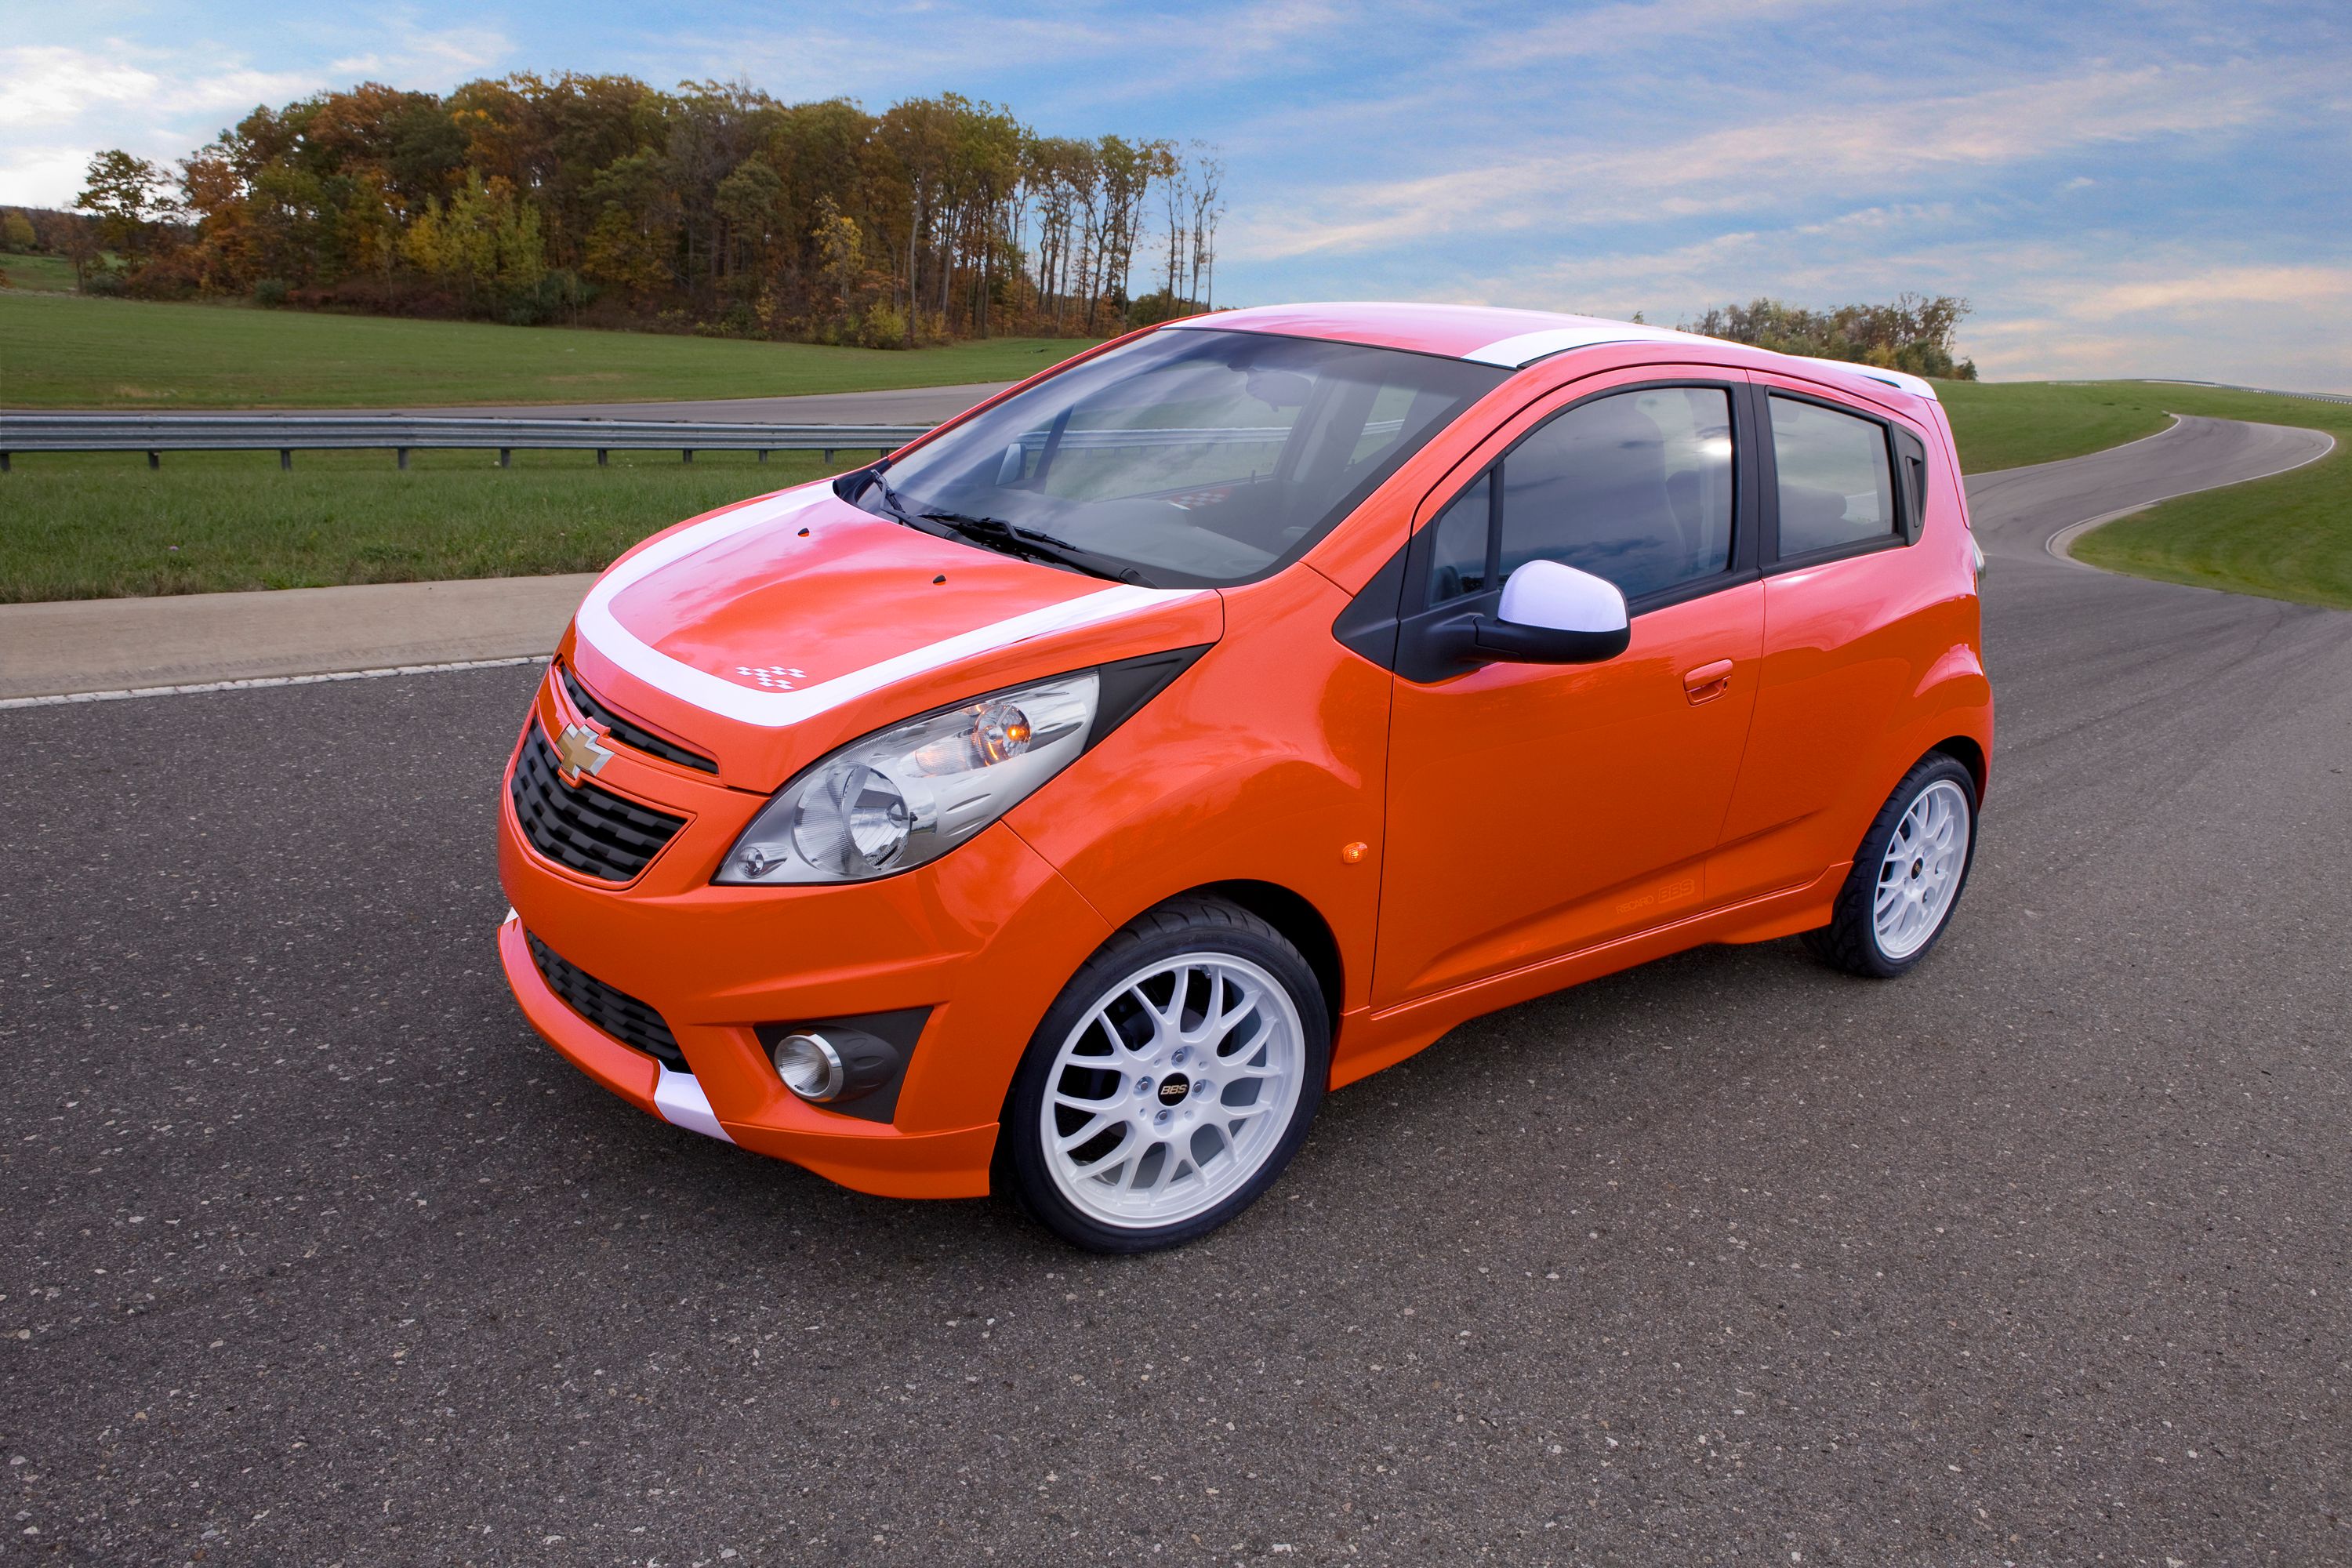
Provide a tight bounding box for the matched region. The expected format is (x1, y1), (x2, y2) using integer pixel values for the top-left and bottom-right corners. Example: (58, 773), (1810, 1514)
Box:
(1679, 295), (1978, 379)
(34, 75), (1227, 347)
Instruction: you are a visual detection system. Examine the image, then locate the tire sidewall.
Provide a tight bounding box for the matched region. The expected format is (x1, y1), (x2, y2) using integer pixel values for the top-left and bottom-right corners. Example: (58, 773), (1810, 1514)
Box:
(1854, 756), (1980, 976)
(999, 904), (1331, 1253)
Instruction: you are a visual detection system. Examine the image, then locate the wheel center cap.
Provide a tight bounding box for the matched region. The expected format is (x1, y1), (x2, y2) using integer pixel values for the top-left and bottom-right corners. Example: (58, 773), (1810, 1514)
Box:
(1911, 858), (1925, 879)
(1157, 1074), (1190, 1106)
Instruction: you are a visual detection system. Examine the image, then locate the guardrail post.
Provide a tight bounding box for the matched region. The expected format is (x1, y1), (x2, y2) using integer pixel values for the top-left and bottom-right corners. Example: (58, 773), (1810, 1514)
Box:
(397, 448), (408, 470)
(682, 449), (693, 464)
(597, 449), (608, 467)
(1, 453), (10, 474)
(279, 449), (292, 471)
(823, 448), (835, 463)
(147, 451), (159, 470)
(499, 448), (511, 468)
(757, 450), (768, 463)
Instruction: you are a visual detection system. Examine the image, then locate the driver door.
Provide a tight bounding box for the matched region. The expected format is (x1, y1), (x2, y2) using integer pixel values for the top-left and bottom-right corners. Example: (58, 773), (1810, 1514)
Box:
(1372, 368), (1766, 1008)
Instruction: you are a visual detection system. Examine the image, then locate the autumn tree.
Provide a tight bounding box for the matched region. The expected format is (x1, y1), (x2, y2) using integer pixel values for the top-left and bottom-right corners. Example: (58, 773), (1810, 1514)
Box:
(112, 73), (1218, 339)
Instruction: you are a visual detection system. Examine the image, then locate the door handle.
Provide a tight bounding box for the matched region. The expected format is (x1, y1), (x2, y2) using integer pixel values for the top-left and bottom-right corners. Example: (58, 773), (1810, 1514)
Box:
(1682, 659), (1734, 705)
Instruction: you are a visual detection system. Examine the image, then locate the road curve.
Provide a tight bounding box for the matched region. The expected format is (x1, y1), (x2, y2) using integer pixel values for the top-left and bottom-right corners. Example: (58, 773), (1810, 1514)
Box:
(1964, 412), (2335, 563)
(4, 416), (2350, 1563)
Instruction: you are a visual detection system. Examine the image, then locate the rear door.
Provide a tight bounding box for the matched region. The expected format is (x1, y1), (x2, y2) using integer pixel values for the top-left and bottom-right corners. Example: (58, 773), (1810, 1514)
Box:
(1370, 367), (1766, 1008)
(1708, 378), (1941, 904)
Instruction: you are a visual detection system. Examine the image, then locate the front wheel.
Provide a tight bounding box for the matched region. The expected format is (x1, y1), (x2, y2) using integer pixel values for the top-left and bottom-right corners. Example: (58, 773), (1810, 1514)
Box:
(999, 896), (1330, 1252)
(1803, 753), (1980, 978)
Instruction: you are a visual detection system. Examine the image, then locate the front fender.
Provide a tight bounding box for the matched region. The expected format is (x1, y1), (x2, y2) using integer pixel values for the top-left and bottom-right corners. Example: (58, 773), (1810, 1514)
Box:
(1004, 568), (1388, 1014)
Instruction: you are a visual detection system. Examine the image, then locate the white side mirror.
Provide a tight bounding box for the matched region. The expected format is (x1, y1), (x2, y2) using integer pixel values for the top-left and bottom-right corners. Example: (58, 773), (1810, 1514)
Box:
(1497, 558), (1628, 635)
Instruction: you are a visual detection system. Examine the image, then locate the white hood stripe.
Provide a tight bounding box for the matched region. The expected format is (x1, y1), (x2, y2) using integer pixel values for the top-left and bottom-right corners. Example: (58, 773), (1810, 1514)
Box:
(572, 484), (1205, 729)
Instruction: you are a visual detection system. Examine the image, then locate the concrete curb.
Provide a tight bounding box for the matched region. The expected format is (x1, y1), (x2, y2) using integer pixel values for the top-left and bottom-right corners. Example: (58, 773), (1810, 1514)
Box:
(0, 573), (594, 701)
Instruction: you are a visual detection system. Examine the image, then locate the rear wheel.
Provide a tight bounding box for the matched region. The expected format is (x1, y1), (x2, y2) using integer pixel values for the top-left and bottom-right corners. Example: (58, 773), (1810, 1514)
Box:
(1804, 754), (1979, 978)
(999, 896), (1329, 1252)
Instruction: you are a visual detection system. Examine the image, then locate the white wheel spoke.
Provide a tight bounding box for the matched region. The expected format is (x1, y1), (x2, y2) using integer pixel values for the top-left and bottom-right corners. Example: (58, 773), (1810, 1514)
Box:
(1037, 948), (1306, 1231)
(1071, 1141), (1133, 1181)
(1871, 778), (1972, 962)
(1054, 1112), (1121, 1152)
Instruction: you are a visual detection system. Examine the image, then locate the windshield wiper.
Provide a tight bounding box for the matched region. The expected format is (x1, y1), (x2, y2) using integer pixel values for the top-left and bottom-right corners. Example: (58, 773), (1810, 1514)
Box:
(920, 510), (1155, 586)
(861, 470), (923, 529)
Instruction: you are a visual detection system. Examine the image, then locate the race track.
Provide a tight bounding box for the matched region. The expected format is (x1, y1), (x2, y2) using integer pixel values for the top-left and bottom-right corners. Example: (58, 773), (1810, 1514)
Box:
(4, 417), (2348, 1564)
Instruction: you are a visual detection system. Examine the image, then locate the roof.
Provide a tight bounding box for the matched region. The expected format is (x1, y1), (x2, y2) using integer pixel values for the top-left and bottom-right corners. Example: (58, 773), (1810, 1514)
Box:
(1165, 301), (1940, 403)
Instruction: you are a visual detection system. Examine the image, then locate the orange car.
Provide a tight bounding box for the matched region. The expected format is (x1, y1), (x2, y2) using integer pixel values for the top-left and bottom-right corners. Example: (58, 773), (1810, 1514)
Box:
(498, 303), (1991, 1250)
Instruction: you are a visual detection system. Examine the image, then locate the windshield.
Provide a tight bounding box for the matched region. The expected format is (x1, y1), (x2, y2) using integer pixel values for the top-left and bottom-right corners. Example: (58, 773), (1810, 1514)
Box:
(861, 328), (1506, 586)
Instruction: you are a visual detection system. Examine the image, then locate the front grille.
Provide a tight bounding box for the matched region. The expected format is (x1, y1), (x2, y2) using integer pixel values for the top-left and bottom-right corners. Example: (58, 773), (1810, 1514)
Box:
(510, 726), (686, 883)
(560, 662), (717, 774)
(527, 933), (688, 1072)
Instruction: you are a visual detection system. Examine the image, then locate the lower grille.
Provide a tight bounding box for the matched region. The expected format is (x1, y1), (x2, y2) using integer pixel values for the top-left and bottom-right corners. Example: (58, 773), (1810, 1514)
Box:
(509, 725), (686, 883)
(527, 932), (688, 1073)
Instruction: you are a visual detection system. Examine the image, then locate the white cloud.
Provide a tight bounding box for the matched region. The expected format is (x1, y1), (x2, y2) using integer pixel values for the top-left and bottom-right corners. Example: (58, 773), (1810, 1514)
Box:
(329, 23), (510, 83)
(1228, 60), (2282, 261)
(0, 46), (160, 127)
(0, 28), (510, 207)
(676, 0), (1348, 110)
(1475, 0), (1864, 64)
(2060, 265), (2352, 321)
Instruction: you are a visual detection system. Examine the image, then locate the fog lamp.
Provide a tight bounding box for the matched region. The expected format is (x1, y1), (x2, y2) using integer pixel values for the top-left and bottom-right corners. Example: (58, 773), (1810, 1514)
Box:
(771, 1029), (902, 1105)
(772, 1032), (846, 1102)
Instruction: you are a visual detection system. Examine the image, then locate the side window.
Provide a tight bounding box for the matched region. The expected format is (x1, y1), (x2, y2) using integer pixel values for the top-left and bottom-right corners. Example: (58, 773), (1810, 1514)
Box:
(1497, 387), (1734, 601)
(1425, 472), (1491, 605)
(1769, 396), (1896, 557)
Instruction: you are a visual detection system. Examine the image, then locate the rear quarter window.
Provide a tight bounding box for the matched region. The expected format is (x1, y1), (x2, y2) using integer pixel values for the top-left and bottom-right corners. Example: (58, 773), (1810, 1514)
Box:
(1769, 395), (1896, 557)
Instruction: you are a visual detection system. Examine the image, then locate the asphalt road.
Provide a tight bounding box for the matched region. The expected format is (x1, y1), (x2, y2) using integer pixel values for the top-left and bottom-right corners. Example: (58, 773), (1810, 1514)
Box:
(5, 417), (2349, 1565)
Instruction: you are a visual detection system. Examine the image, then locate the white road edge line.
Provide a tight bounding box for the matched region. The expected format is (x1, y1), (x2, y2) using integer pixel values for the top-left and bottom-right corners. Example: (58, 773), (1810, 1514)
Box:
(2045, 426), (2339, 568)
(0, 654), (550, 710)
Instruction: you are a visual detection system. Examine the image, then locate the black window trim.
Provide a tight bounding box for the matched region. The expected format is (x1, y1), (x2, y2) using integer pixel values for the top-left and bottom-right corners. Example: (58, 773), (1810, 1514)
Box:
(1334, 376), (1762, 681)
(1754, 384), (1927, 574)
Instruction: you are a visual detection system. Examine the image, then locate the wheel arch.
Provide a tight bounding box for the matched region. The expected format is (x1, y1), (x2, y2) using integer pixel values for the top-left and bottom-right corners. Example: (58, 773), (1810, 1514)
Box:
(1181, 879), (1345, 1033)
(1927, 734), (1988, 803)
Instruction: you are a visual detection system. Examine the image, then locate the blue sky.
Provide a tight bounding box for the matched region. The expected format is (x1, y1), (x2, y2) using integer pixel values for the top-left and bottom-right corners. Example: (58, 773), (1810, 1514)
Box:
(5, 1), (2347, 387)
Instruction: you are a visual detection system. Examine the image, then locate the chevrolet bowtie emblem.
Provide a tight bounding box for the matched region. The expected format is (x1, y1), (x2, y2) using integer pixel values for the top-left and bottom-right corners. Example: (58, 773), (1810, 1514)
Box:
(554, 722), (615, 782)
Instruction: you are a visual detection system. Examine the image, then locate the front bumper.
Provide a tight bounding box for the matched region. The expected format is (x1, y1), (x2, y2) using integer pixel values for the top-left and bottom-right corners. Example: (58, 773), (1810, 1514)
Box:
(495, 684), (1113, 1200)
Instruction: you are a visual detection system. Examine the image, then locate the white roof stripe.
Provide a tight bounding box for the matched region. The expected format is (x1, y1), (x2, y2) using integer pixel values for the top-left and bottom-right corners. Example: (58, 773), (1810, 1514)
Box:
(1462, 322), (1713, 367)
(572, 482), (1206, 729)
(1783, 355), (1940, 401)
(1463, 324), (1940, 401)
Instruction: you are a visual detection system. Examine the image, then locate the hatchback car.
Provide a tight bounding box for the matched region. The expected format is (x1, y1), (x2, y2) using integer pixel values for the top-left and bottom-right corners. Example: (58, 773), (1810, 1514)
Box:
(498, 303), (1991, 1251)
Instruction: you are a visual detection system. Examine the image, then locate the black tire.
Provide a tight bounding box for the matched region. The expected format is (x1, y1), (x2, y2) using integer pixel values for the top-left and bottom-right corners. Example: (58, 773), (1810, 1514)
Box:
(1802, 753), (1980, 978)
(996, 895), (1330, 1253)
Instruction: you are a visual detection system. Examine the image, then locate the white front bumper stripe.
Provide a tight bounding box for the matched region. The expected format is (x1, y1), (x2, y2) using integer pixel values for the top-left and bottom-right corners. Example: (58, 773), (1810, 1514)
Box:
(654, 1067), (735, 1145)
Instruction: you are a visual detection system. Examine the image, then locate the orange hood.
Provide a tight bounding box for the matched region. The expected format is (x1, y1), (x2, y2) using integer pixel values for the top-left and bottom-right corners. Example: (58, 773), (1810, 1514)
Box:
(564, 485), (1222, 789)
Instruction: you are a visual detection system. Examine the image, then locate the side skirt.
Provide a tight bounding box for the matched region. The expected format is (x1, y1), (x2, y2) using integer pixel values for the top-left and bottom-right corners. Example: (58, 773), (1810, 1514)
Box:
(1328, 862), (1847, 1090)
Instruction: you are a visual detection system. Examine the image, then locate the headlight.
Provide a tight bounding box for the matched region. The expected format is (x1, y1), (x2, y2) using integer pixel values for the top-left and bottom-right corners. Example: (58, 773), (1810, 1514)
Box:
(716, 670), (1099, 884)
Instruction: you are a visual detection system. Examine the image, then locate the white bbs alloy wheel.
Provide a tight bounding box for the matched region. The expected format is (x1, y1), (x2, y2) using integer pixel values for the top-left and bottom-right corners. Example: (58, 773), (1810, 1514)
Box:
(1002, 898), (1330, 1251)
(1872, 779), (1973, 960)
(1041, 953), (1304, 1228)
(1806, 753), (1980, 978)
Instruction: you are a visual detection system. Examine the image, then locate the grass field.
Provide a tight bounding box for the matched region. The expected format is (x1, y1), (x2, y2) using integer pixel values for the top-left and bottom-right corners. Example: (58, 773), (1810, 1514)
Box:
(0, 300), (2343, 608)
(0, 289), (1101, 408)
(0, 253), (80, 293)
(1936, 379), (2176, 471)
(0, 448), (840, 603)
(2063, 387), (2350, 609)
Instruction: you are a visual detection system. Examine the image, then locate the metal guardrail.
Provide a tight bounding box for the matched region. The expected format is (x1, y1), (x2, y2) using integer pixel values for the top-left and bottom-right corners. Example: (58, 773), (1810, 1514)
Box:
(2140, 379), (2352, 407)
(0, 415), (934, 471)
(0, 413), (1396, 472)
